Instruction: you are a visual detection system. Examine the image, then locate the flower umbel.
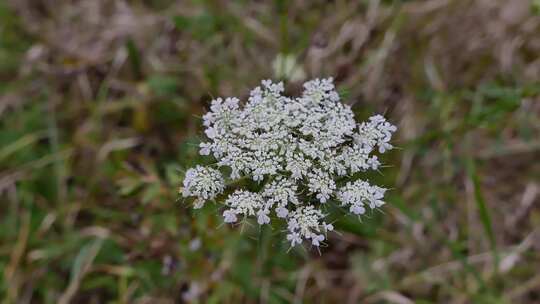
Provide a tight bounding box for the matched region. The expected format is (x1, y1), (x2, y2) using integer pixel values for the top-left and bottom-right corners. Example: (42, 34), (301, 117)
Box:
(182, 165), (225, 209)
(181, 78), (397, 249)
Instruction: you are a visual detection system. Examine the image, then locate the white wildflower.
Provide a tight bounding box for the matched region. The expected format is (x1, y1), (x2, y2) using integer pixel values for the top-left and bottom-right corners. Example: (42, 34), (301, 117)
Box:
(222, 190), (266, 223)
(181, 78), (397, 250)
(257, 209), (271, 225)
(182, 166), (224, 209)
(264, 178), (299, 205)
(307, 170), (336, 203)
(223, 209), (238, 223)
(337, 180), (387, 215)
(356, 114), (397, 153)
(286, 206), (331, 247)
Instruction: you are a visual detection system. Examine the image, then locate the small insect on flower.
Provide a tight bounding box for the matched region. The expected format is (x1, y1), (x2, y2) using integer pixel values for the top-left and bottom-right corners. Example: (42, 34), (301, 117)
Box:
(181, 78), (397, 250)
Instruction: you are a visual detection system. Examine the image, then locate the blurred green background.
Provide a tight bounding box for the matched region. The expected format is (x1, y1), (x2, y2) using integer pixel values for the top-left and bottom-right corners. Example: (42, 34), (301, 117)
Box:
(1, 0), (540, 303)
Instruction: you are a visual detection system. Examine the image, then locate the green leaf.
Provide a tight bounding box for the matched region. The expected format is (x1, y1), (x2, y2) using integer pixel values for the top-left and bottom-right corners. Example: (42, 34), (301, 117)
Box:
(117, 177), (143, 196)
(70, 238), (104, 281)
(141, 183), (161, 205)
(147, 75), (179, 97)
(466, 158), (499, 268)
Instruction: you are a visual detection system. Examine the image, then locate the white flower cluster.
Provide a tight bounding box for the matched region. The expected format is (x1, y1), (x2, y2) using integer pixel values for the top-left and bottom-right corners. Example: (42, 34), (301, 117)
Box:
(337, 180), (386, 215)
(182, 166), (225, 209)
(182, 78), (396, 248)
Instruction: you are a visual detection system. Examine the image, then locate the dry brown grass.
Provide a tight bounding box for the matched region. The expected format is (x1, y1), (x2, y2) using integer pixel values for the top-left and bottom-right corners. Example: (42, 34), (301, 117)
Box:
(1, 0), (539, 303)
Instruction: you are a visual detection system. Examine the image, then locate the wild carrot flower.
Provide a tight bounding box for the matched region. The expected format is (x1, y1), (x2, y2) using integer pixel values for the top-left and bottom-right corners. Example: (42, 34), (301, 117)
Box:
(181, 78), (396, 249)
(182, 165), (225, 209)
